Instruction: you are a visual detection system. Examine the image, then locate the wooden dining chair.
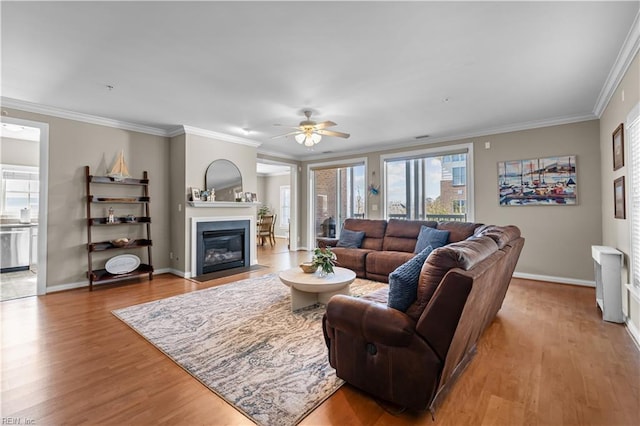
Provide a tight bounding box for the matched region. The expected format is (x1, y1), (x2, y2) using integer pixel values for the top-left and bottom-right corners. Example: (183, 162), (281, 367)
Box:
(257, 215), (275, 246)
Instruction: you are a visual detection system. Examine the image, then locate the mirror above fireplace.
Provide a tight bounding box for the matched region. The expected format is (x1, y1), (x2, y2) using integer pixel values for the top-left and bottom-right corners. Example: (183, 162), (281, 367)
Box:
(205, 159), (242, 201)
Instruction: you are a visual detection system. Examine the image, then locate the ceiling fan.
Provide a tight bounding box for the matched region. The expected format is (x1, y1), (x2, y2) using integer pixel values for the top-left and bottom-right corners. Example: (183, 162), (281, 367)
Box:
(272, 110), (350, 147)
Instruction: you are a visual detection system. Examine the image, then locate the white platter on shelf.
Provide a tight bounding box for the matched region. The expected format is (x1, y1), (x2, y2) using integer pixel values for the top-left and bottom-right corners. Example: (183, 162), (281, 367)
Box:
(105, 254), (141, 274)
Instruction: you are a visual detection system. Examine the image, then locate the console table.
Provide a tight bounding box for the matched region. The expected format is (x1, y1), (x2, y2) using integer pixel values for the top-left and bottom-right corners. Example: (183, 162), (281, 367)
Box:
(591, 245), (624, 323)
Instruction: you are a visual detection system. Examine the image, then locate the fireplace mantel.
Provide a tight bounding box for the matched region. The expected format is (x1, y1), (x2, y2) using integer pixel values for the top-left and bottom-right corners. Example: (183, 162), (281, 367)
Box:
(190, 216), (257, 278)
(188, 201), (261, 208)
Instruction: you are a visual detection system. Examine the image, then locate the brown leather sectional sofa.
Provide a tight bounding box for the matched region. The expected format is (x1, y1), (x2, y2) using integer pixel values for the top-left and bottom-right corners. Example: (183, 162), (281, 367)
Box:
(322, 219), (524, 412)
(318, 218), (482, 282)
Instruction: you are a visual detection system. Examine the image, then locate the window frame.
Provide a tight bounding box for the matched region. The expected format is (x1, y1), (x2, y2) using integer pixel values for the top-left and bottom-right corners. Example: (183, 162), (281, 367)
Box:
(380, 143), (474, 221)
(279, 185), (290, 230)
(1, 164), (40, 219)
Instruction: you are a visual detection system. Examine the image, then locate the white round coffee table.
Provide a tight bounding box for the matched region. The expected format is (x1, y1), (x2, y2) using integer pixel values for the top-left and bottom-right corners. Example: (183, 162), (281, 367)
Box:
(279, 267), (356, 311)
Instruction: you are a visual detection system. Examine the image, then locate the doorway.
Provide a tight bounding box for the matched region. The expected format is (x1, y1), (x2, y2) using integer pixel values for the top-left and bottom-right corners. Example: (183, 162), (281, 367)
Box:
(0, 117), (49, 300)
(256, 160), (297, 261)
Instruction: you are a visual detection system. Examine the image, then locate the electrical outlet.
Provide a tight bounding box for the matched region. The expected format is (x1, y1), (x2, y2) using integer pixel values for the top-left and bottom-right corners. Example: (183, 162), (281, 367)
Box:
(169, 252), (173, 260)
(485, 142), (491, 149)
(178, 203), (182, 212)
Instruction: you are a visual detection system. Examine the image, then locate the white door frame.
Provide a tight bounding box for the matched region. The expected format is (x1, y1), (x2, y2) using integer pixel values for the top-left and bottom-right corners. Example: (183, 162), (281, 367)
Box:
(256, 158), (299, 250)
(1, 116), (49, 295)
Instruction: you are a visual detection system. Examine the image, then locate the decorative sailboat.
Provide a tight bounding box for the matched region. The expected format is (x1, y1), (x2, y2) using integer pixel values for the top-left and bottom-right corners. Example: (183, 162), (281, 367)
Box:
(108, 150), (131, 182)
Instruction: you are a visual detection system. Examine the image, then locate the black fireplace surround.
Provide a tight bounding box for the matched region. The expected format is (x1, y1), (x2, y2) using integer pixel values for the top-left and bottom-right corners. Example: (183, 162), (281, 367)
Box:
(196, 220), (250, 276)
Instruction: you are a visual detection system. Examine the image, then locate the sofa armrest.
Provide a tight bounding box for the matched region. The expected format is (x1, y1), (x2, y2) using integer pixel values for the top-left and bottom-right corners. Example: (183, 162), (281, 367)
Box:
(326, 295), (416, 347)
(317, 237), (339, 248)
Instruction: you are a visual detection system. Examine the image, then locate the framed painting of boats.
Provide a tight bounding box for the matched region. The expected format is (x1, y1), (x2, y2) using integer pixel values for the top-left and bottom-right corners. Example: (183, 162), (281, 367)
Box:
(498, 155), (577, 206)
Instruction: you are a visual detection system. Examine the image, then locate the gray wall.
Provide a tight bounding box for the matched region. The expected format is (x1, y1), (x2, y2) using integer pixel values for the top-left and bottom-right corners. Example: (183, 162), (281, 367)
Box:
(299, 119), (602, 282)
(599, 52), (639, 330)
(2, 108), (171, 289)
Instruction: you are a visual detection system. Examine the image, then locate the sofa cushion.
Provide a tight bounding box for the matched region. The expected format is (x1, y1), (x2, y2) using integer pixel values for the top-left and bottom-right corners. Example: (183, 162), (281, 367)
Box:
(343, 218), (387, 251)
(388, 246), (434, 312)
(415, 226), (450, 253)
(405, 235), (498, 320)
(366, 250), (416, 278)
(331, 247), (373, 276)
(475, 225), (521, 249)
(437, 221), (482, 243)
(337, 229), (366, 248)
(382, 219), (437, 252)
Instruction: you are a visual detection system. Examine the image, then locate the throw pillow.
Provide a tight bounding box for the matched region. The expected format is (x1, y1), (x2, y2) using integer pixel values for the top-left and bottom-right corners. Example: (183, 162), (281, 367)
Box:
(336, 229), (366, 248)
(414, 226), (450, 253)
(387, 246), (434, 312)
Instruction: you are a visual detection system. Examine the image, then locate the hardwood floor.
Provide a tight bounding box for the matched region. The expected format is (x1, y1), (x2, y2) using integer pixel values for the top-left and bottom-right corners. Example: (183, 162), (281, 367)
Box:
(1, 240), (638, 425)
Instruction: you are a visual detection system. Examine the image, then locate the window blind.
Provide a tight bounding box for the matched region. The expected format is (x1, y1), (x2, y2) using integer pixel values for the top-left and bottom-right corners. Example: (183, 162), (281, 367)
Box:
(628, 103), (640, 287)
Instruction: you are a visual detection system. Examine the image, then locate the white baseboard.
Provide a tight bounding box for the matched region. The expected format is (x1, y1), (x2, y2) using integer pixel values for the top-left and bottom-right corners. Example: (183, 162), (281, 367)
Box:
(625, 317), (640, 352)
(46, 280), (87, 293)
(513, 272), (595, 287)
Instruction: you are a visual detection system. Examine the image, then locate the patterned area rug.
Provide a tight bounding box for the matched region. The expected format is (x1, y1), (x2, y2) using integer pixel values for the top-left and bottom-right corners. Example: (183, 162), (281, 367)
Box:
(113, 273), (386, 426)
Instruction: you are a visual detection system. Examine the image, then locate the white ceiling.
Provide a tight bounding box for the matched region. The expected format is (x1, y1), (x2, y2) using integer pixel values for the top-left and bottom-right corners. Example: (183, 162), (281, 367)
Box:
(1, 1), (638, 160)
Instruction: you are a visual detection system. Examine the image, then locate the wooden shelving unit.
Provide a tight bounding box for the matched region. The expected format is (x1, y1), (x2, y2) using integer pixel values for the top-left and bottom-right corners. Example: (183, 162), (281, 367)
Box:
(85, 166), (153, 290)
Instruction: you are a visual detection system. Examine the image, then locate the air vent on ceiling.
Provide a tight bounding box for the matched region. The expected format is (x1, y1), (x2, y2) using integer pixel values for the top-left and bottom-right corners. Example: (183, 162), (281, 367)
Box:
(415, 134), (430, 140)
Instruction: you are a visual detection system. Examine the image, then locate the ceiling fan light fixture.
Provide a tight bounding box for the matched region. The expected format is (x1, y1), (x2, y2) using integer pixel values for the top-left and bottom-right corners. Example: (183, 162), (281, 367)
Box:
(294, 133), (306, 144)
(311, 133), (322, 144)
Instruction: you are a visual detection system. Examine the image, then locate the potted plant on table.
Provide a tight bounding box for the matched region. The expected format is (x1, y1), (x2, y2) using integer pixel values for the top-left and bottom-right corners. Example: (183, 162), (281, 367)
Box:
(312, 247), (337, 277)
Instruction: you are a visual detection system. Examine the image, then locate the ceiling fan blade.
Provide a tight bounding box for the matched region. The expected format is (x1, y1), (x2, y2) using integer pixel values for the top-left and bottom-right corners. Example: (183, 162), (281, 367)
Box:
(316, 129), (350, 139)
(273, 124), (302, 130)
(313, 121), (337, 130)
(271, 130), (301, 139)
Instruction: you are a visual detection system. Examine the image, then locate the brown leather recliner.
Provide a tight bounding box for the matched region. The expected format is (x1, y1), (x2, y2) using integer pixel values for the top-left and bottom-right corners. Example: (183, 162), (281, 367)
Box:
(322, 225), (524, 411)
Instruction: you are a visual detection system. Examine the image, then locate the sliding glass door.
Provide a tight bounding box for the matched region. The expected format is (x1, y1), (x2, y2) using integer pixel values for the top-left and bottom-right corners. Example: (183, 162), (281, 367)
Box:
(383, 145), (472, 222)
(310, 162), (365, 239)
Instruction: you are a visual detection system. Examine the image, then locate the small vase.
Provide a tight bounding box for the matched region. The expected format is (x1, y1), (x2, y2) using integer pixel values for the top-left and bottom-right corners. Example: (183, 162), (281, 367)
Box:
(317, 269), (328, 278)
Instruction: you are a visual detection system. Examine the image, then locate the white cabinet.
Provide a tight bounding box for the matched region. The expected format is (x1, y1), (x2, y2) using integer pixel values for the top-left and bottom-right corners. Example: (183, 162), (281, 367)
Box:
(591, 245), (624, 323)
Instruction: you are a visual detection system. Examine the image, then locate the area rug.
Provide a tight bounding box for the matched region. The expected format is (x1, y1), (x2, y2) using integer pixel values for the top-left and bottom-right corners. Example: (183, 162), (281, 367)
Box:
(112, 273), (385, 426)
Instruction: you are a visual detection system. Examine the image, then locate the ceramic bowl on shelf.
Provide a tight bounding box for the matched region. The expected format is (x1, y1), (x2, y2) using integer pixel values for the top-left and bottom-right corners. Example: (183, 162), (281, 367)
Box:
(110, 237), (130, 247)
(299, 262), (318, 273)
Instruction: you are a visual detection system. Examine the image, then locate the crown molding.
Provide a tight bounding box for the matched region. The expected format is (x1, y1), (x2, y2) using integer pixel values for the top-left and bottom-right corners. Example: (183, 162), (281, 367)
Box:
(1, 97), (264, 147)
(593, 10), (640, 117)
(170, 125), (262, 148)
(257, 147), (299, 160)
(296, 113), (597, 162)
(0, 97), (169, 137)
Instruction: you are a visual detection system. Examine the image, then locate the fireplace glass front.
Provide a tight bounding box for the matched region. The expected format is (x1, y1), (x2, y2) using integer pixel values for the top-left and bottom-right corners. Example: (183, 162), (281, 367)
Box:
(202, 229), (245, 274)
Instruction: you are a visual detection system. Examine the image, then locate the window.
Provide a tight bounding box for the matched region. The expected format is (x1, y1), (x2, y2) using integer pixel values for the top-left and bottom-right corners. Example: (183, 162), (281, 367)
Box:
(629, 103), (640, 287)
(452, 167), (466, 186)
(309, 159), (366, 239)
(279, 185), (290, 230)
(452, 200), (466, 214)
(1, 165), (39, 219)
(382, 144), (472, 222)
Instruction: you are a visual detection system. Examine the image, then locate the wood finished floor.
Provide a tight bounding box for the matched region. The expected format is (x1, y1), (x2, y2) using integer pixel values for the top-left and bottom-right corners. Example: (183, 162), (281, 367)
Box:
(1, 238), (639, 425)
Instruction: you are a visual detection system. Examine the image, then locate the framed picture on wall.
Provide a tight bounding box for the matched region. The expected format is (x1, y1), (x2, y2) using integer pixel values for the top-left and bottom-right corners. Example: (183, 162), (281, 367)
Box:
(498, 155), (577, 206)
(614, 176), (625, 219)
(613, 123), (624, 171)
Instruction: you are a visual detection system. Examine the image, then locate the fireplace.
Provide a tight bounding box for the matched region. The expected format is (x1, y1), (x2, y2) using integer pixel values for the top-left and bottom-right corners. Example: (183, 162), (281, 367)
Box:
(194, 219), (251, 277)
(202, 229), (245, 273)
